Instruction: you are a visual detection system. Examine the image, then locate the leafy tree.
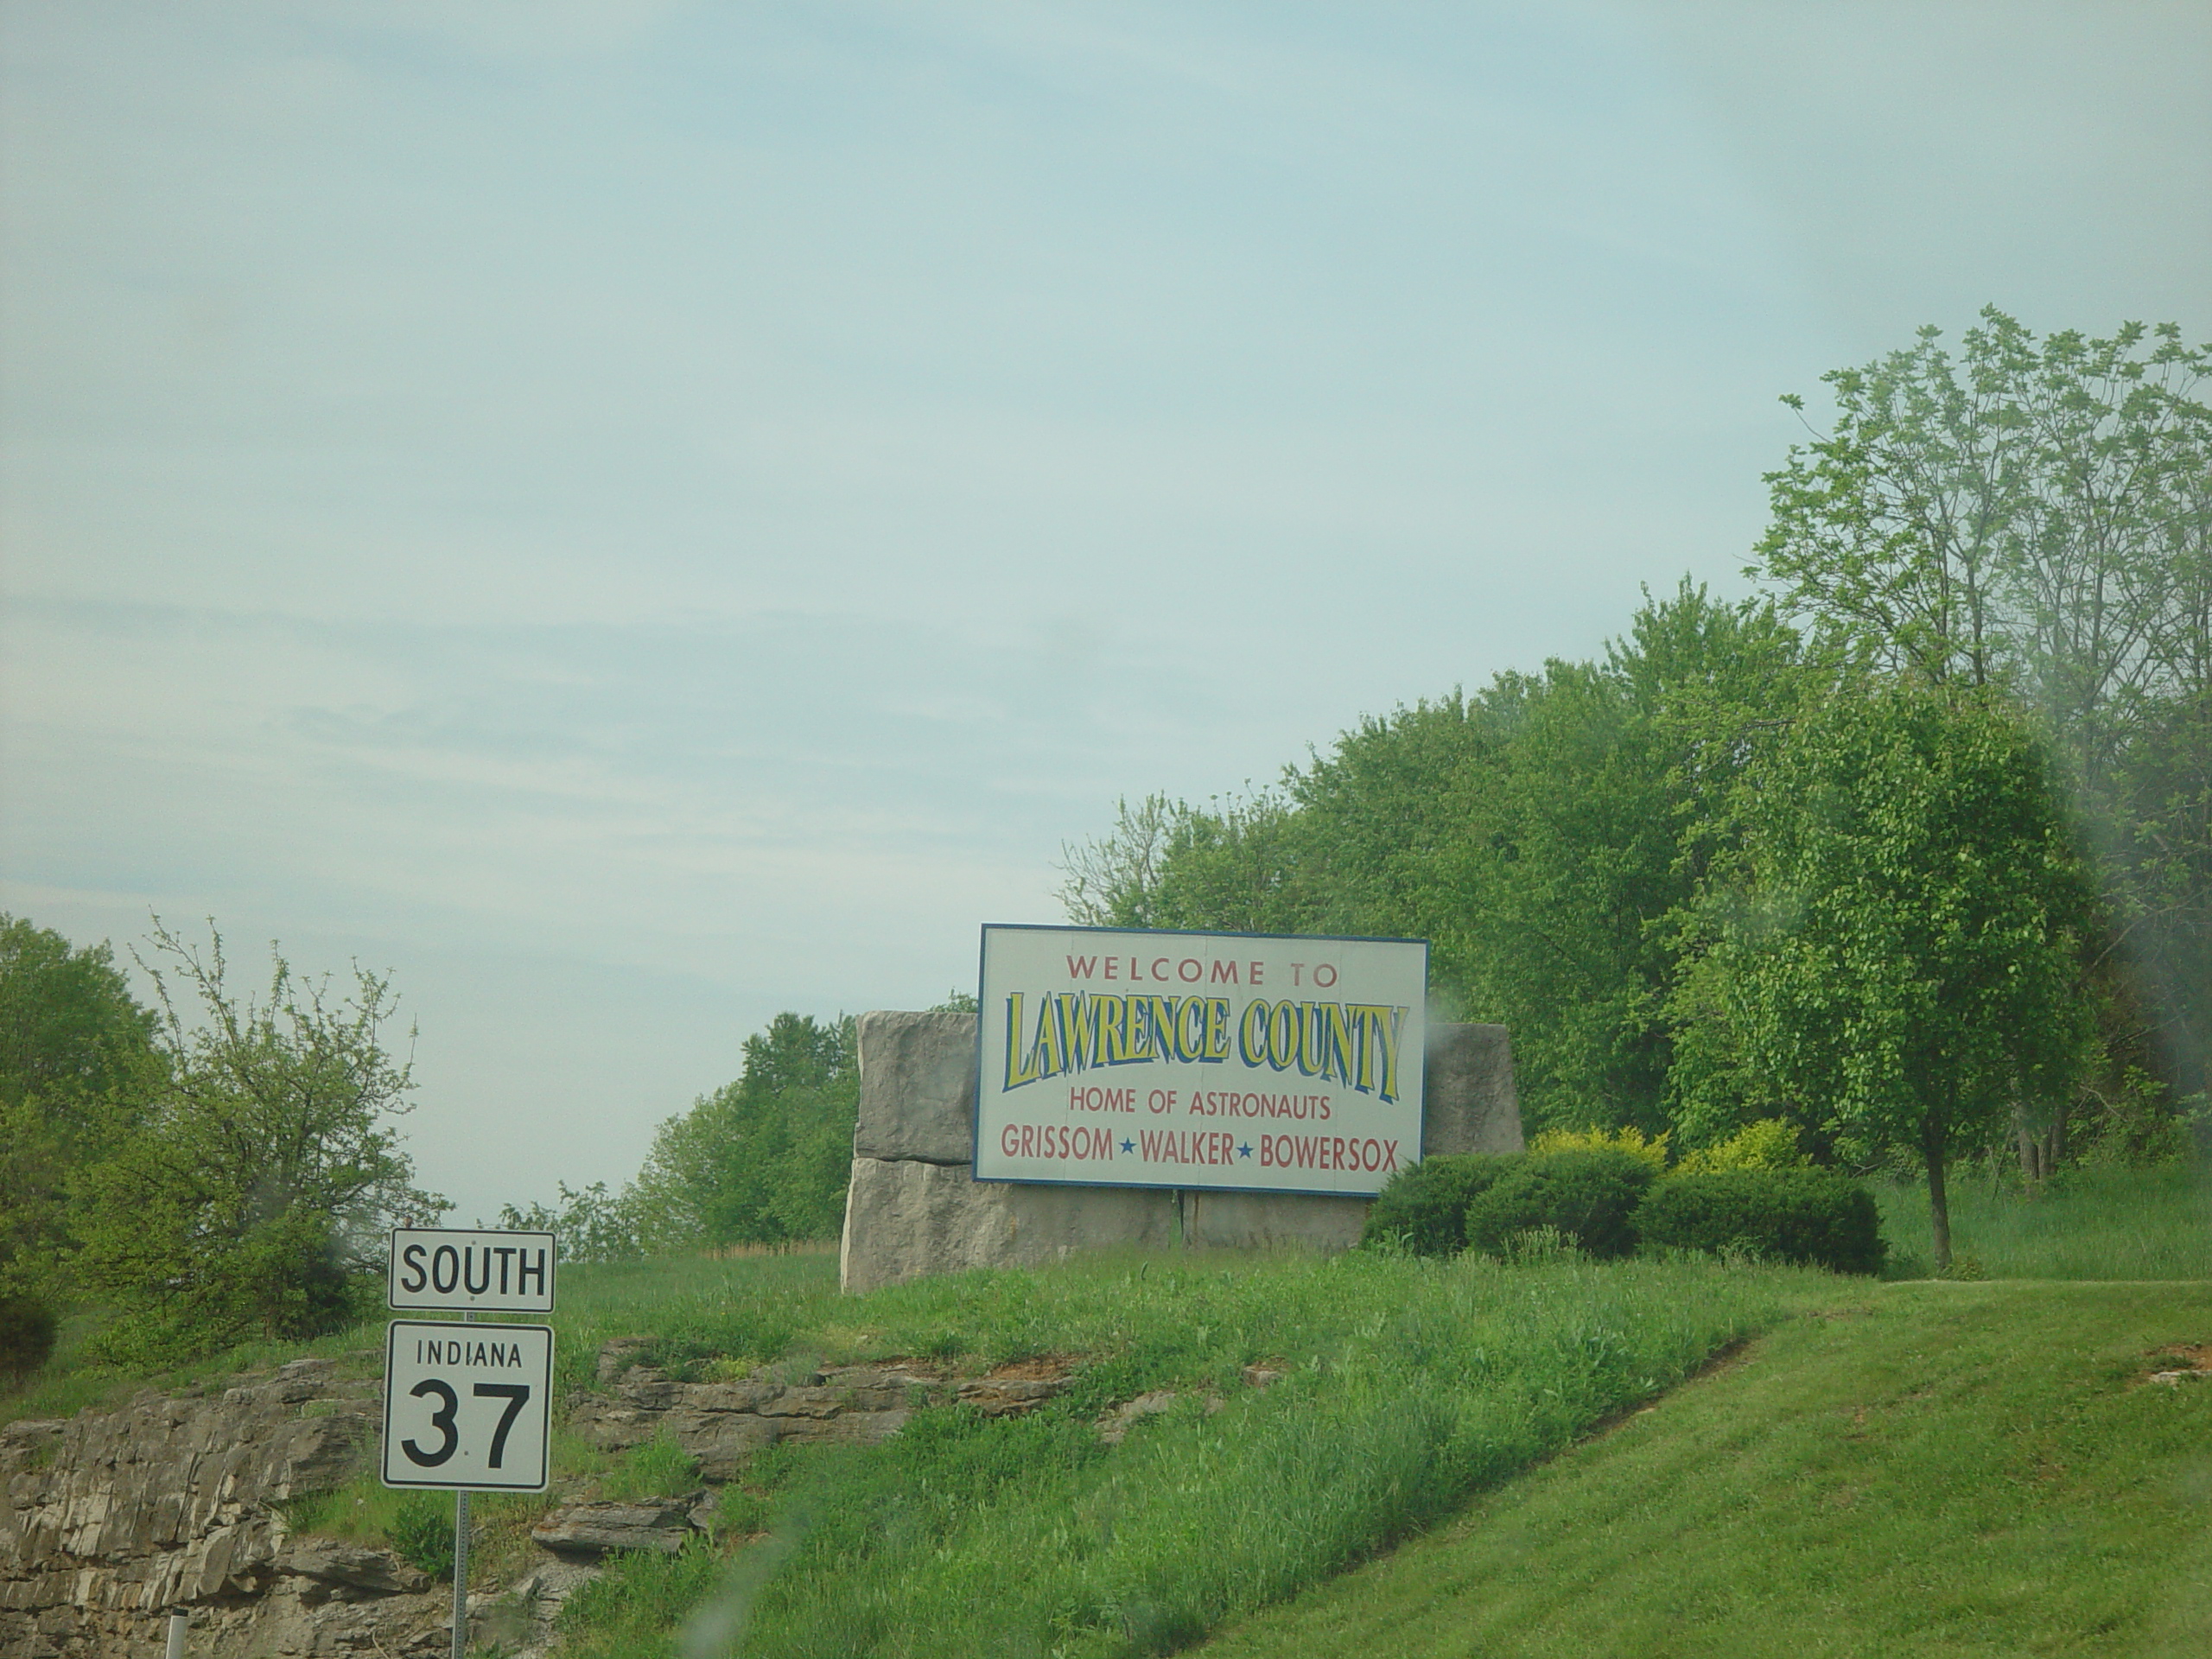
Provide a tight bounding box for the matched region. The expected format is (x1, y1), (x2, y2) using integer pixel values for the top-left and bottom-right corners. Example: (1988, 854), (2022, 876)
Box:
(1688, 684), (2094, 1268)
(73, 920), (446, 1362)
(626, 1013), (858, 1250)
(494, 1180), (641, 1263)
(0, 916), (161, 1297)
(1056, 582), (1810, 1136)
(1758, 307), (2212, 1144)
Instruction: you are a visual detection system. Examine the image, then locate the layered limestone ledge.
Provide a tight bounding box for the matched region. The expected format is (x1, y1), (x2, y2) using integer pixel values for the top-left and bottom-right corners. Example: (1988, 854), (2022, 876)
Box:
(840, 1012), (1522, 1292)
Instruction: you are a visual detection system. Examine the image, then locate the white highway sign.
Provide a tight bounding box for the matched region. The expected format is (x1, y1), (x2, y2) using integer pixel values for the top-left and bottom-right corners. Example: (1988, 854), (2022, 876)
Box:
(388, 1228), (556, 1314)
(381, 1321), (554, 1492)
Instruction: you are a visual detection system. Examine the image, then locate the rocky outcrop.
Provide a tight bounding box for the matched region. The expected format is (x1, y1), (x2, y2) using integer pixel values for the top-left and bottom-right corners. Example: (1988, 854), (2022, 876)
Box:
(567, 1352), (1071, 1479)
(0, 1356), (452, 1657)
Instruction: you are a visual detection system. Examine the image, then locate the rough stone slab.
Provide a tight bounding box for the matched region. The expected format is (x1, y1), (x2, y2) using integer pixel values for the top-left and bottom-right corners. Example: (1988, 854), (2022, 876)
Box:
(1421, 1023), (1523, 1155)
(276, 1540), (429, 1602)
(853, 1010), (979, 1165)
(531, 1497), (700, 1560)
(1185, 1190), (1370, 1252)
(840, 1154), (1179, 1292)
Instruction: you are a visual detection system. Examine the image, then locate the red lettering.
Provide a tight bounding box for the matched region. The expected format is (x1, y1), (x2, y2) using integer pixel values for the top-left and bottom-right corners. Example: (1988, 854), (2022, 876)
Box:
(1067, 955), (1097, 979)
(1249, 961), (1264, 985)
(1103, 958), (1118, 979)
(1210, 960), (1239, 985)
(1179, 957), (1202, 982)
(1151, 957), (1171, 982)
(1001, 1124), (1019, 1157)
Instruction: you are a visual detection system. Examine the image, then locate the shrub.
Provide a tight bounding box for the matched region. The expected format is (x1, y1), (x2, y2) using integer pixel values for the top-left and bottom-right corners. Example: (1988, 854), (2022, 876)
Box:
(1528, 1124), (1670, 1174)
(1674, 1118), (1809, 1177)
(1635, 1168), (1885, 1274)
(0, 1294), (58, 1380)
(387, 1492), (456, 1581)
(1462, 1150), (1657, 1261)
(1361, 1154), (1522, 1255)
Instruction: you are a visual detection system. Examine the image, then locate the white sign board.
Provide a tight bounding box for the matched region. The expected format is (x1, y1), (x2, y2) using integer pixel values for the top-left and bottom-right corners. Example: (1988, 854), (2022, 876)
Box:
(388, 1228), (556, 1314)
(381, 1320), (554, 1492)
(976, 925), (1427, 1198)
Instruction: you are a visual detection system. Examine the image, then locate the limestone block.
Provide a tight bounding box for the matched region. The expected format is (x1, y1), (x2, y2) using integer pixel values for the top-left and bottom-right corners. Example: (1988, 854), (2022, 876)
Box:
(840, 1155), (1179, 1293)
(1185, 1190), (1370, 1252)
(532, 1497), (701, 1559)
(1422, 1023), (1523, 1155)
(853, 1010), (979, 1165)
(276, 1540), (429, 1602)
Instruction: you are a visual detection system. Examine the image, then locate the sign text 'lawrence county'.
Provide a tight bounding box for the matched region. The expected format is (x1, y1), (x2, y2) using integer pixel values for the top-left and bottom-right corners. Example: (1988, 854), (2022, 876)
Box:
(975, 924), (1427, 1197)
(387, 1228), (556, 1314)
(381, 1320), (554, 1492)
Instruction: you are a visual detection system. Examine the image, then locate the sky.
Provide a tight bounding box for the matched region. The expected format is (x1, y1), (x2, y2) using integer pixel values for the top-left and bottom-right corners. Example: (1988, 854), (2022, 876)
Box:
(3, 1), (2208, 1224)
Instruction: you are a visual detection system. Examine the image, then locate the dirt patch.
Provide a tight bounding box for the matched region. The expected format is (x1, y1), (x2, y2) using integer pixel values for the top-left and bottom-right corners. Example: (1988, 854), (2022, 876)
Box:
(2143, 1343), (2212, 1387)
(981, 1353), (1082, 1382)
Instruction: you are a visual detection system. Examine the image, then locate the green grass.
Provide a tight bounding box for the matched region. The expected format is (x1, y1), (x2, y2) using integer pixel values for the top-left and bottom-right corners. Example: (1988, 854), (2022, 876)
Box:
(1876, 1163), (2212, 1280)
(550, 1249), (1807, 1658)
(1196, 1280), (2212, 1657)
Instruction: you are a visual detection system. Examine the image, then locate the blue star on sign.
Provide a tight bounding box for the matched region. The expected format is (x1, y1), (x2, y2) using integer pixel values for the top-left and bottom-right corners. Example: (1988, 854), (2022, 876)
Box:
(1237, 1142), (1254, 1159)
(1121, 1138), (1135, 1154)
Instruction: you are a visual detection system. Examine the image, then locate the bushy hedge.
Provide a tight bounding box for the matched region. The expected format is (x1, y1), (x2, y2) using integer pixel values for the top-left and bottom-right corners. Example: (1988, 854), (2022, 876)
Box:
(1462, 1149), (1658, 1261)
(0, 1294), (58, 1380)
(1361, 1154), (1522, 1255)
(1634, 1168), (1884, 1274)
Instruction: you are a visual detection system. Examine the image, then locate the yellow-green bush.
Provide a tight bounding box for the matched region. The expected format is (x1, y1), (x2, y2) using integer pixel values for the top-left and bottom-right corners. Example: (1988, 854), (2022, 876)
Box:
(1673, 1119), (1808, 1177)
(1528, 1125), (1670, 1175)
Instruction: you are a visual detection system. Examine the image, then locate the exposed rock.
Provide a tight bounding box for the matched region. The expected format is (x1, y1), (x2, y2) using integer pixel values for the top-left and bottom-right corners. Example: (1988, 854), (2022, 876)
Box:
(568, 1346), (1071, 1476)
(1240, 1363), (1287, 1389)
(531, 1494), (703, 1559)
(274, 1538), (429, 1601)
(0, 1356), (461, 1657)
(1182, 1189), (1370, 1251)
(852, 1010), (980, 1165)
(471, 1556), (604, 1658)
(1421, 1023), (1523, 1155)
(840, 1154), (1180, 1293)
(594, 1338), (651, 1386)
(1097, 1391), (1180, 1446)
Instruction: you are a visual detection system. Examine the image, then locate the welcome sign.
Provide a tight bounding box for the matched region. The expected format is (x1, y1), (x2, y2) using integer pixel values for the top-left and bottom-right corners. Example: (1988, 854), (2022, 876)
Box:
(975, 924), (1427, 1197)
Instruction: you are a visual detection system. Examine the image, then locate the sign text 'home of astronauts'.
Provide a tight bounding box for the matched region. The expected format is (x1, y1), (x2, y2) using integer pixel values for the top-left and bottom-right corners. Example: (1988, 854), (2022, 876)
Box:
(975, 925), (1427, 1197)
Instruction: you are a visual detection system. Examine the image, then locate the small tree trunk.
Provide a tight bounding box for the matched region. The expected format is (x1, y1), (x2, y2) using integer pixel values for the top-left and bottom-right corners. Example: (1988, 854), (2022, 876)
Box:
(1925, 1118), (1953, 1273)
(2016, 1123), (2042, 1190)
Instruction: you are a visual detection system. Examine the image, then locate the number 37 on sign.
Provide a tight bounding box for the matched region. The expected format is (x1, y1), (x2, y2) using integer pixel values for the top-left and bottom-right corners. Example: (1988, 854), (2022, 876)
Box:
(381, 1320), (554, 1492)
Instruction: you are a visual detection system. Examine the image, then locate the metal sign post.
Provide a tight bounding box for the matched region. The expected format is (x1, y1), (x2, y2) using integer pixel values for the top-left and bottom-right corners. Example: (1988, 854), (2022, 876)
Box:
(383, 1229), (558, 1659)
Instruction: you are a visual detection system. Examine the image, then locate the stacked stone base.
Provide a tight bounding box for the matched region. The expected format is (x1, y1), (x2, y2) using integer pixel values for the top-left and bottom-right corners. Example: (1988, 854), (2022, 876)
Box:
(840, 1011), (1521, 1292)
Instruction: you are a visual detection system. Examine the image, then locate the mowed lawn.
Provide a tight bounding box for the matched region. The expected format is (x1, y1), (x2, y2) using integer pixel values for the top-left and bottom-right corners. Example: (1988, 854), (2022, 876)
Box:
(1200, 1281), (2212, 1658)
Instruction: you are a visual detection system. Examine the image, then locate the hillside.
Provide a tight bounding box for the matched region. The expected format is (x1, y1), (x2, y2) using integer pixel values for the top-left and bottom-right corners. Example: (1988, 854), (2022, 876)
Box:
(1201, 1280), (2212, 1657)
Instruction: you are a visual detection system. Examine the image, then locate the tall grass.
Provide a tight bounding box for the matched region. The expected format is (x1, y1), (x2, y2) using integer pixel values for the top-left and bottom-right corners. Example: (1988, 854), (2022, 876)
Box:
(556, 1249), (1807, 1658)
(1876, 1163), (2212, 1279)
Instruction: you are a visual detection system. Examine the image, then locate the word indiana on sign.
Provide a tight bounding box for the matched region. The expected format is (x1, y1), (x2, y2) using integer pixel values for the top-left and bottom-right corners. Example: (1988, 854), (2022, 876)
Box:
(975, 924), (1428, 1198)
(388, 1227), (556, 1314)
(381, 1320), (553, 1492)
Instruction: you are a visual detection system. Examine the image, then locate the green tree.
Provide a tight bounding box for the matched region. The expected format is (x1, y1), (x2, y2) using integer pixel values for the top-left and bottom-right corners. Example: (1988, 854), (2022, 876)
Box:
(1691, 684), (2094, 1268)
(626, 1013), (858, 1250)
(1055, 581), (1810, 1137)
(1758, 307), (2212, 1140)
(0, 916), (161, 1296)
(73, 921), (446, 1362)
